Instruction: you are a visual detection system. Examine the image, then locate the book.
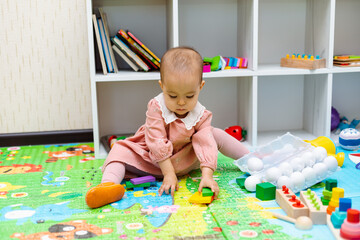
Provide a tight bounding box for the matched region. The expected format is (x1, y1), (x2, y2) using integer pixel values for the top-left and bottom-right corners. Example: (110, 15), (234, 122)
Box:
(118, 29), (160, 70)
(92, 14), (107, 74)
(98, 17), (114, 73)
(112, 36), (150, 71)
(99, 8), (118, 73)
(112, 45), (140, 72)
(127, 31), (161, 63)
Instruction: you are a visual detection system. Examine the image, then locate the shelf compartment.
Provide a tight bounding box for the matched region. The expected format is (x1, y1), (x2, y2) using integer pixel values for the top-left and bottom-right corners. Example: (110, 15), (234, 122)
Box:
(258, 0), (332, 68)
(91, 0), (168, 72)
(178, 0), (255, 70)
(334, 0), (360, 57)
(332, 73), (360, 126)
(257, 74), (331, 145)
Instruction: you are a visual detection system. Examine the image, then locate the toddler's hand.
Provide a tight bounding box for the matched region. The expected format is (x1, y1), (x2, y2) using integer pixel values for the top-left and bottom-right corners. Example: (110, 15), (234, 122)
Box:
(159, 173), (179, 197)
(198, 176), (219, 199)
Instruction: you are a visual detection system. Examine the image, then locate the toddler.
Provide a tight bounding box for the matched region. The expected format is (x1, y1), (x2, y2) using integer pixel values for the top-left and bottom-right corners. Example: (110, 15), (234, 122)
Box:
(86, 46), (249, 208)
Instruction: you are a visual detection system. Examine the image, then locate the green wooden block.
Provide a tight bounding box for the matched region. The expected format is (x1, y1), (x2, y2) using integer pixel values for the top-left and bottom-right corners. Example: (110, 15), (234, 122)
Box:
(323, 189), (332, 199)
(236, 178), (246, 189)
(256, 182), (276, 201)
(202, 187), (214, 197)
(321, 196), (330, 206)
(126, 181), (151, 189)
(325, 179), (338, 191)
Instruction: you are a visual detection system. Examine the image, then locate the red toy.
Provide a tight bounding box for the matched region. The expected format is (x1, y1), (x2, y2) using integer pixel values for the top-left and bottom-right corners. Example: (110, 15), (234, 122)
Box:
(225, 126), (247, 141)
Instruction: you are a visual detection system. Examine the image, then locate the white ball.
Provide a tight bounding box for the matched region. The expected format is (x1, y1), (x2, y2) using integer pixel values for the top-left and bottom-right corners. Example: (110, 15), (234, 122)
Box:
(244, 175), (261, 192)
(313, 162), (328, 180)
(302, 152), (316, 167)
(290, 172), (305, 191)
(278, 162), (293, 177)
(247, 157), (264, 172)
(276, 175), (293, 189)
(312, 147), (327, 162)
(291, 157), (305, 172)
(323, 156), (338, 173)
(265, 167), (282, 183)
(301, 167), (316, 185)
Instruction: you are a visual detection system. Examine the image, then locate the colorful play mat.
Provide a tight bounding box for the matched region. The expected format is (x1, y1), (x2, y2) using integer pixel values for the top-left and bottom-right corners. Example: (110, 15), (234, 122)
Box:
(0, 142), (359, 239)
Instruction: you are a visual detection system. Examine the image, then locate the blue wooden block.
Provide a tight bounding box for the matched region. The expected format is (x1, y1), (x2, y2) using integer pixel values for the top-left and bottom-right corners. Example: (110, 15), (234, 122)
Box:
(339, 198), (352, 212)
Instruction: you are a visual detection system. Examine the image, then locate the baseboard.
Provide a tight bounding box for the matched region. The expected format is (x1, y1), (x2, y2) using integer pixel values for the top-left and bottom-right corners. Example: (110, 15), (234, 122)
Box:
(0, 129), (94, 147)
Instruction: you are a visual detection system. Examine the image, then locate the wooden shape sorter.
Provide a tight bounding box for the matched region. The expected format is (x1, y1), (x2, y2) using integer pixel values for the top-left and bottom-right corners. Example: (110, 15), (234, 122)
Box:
(300, 189), (327, 224)
(276, 186), (309, 219)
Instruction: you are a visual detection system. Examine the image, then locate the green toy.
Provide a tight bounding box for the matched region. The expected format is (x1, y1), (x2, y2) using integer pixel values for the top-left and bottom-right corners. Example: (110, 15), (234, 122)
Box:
(203, 56), (222, 71)
(256, 182), (276, 201)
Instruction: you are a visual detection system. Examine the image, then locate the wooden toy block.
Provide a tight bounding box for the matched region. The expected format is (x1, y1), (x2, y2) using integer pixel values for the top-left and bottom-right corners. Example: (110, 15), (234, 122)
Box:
(236, 177), (246, 189)
(300, 189), (327, 224)
(275, 186), (309, 219)
(281, 56), (326, 69)
(189, 192), (214, 204)
(327, 187), (344, 215)
(256, 182), (276, 201)
(325, 179), (338, 191)
(339, 198), (352, 212)
(125, 181), (151, 189)
(331, 209), (347, 228)
(340, 209), (360, 239)
(202, 187), (214, 197)
(130, 175), (156, 185)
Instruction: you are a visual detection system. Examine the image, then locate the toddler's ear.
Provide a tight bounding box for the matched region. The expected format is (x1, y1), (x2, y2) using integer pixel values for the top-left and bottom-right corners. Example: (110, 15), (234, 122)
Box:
(200, 80), (205, 90)
(158, 80), (163, 90)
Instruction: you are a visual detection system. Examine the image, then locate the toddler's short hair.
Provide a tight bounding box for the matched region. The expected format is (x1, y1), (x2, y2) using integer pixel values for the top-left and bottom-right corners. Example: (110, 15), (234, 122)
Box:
(160, 46), (203, 84)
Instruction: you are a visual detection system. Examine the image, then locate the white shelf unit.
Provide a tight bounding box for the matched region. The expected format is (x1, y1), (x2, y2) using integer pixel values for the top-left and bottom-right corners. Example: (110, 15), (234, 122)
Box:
(86, 0), (360, 158)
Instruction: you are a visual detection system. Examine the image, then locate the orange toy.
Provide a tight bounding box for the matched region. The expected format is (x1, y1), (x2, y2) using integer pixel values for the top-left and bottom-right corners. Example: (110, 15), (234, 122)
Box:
(86, 182), (125, 208)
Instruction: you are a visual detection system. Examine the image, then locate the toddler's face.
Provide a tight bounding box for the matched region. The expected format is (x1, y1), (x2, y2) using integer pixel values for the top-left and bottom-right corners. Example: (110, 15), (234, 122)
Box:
(159, 71), (204, 118)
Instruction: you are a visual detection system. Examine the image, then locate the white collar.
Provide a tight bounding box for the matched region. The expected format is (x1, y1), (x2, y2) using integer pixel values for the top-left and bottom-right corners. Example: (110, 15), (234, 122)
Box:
(154, 93), (205, 130)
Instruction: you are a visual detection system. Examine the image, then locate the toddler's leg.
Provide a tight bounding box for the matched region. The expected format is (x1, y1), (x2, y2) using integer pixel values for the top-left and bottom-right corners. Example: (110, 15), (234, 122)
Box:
(212, 127), (250, 160)
(101, 162), (126, 184)
(86, 162), (126, 208)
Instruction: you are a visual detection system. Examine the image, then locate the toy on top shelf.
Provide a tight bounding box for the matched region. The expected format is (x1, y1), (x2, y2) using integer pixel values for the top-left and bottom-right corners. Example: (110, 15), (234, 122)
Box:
(234, 133), (339, 193)
(280, 53), (326, 69)
(339, 128), (360, 151)
(223, 57), (248, 69)
(203, 56), (248, 72)
(203, 56), (222, 71)
(334, 55), (360, 67)
(225, 125), (247, 141)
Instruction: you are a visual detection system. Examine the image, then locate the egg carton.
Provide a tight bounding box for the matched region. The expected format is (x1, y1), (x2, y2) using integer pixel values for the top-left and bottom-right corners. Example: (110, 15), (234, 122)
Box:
(234, 132), (339, 193)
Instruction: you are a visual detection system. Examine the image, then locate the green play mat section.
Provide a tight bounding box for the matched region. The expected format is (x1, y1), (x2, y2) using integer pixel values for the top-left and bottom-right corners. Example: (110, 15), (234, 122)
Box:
(0, 142), (359, 239)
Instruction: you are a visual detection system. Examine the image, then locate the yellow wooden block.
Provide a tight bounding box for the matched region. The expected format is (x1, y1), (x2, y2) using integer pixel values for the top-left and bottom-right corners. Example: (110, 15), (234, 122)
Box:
(189, 192), (213, 204)
(331, 187), (344, 199)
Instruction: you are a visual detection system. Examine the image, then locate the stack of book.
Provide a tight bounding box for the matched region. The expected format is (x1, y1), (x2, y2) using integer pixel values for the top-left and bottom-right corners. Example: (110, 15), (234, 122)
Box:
(92, 8), (161, 74)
